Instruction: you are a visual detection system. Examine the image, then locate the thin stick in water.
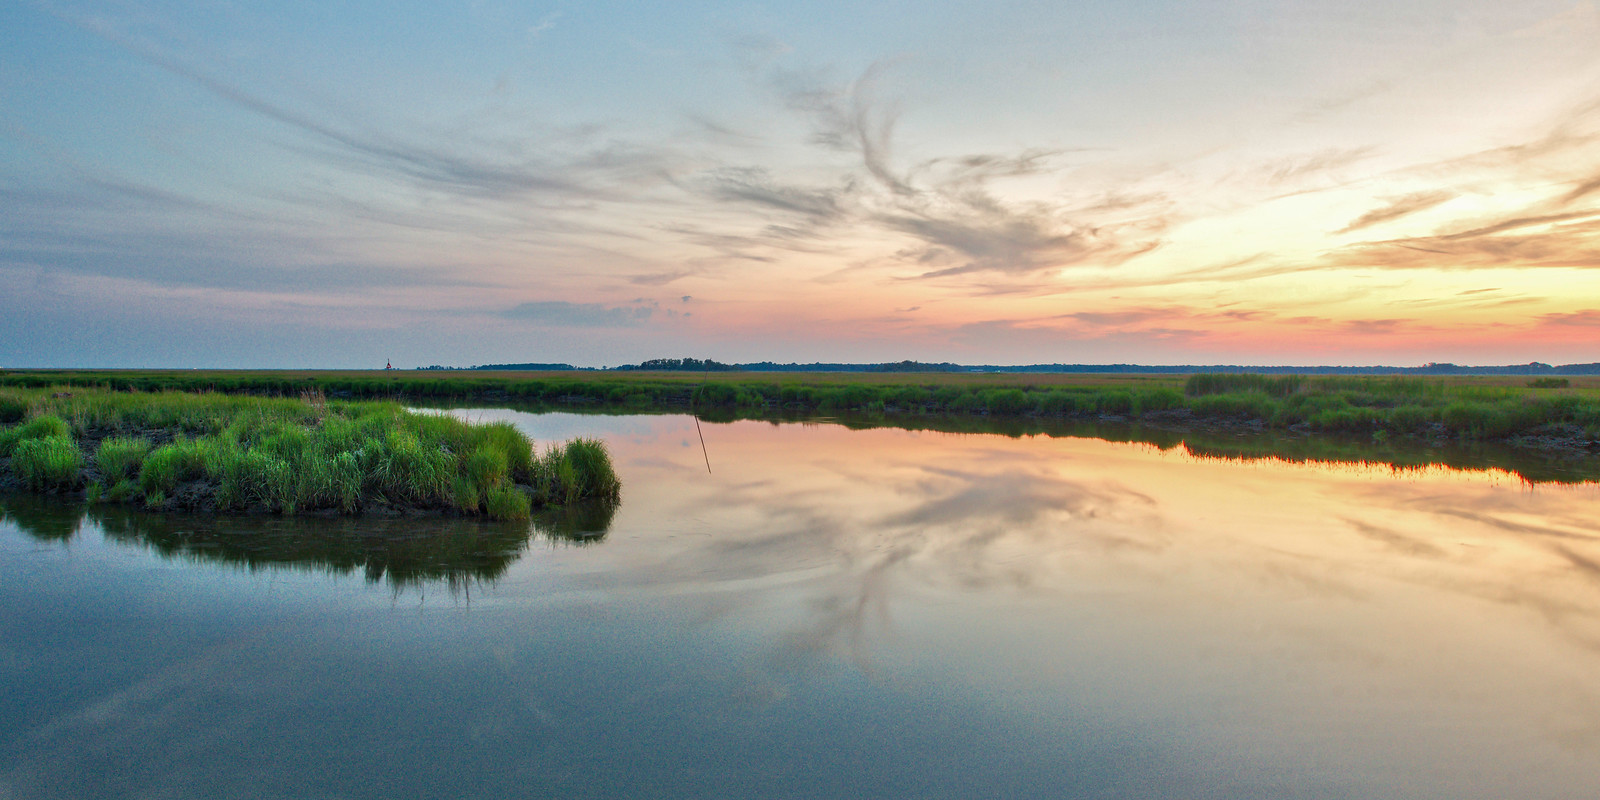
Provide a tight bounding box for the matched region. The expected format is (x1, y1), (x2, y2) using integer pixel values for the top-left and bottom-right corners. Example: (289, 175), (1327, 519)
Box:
(694, 415), (711, 474)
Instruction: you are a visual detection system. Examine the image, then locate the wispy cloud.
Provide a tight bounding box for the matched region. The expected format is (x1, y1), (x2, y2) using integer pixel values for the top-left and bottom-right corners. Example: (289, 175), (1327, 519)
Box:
(526, 12), (560, 39)
(698, 167), (850, 227)
(1560, 171), (1600, 205)
(1537, 309), (1600, 328)
(36, 1), (698, 211)
(681, 62), (1172, 283)
(1338, 211), (1600, 270)
(1260, 146), (1376, 185)
(1336, 190), (1457, 234)
(774, 60), (911, 195)
(498, 300), (660, 328)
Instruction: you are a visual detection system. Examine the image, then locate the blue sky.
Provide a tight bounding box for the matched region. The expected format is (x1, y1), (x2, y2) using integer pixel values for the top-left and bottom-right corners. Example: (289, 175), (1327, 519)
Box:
(4, 0), (1600, 367)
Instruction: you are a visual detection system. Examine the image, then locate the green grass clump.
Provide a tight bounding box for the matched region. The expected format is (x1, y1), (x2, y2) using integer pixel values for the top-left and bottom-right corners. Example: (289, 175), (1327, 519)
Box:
(484, 486), (531, 521)
(1190, 392), (1278, 420)
(209, 446), (249, 511)
(371, 429), (453, 505)
(981, 388), (1034, 415)
(1529, 377), (1570, 389)
(1185, 373), (1304, 398)
(535, 438), (622, 504)
(106, 479), (139, 504)
(139, 440), (207, 498)
(1095, 390), (1136, 415)
(452, 475), (482, 514)
(1137, 387), (1185, 411)
(0, 415), (70, 456)
(476, 421), (534, 483)
(211, 450), (293, 511)
(310, 451), (363, 513)
(13, 435), (82, 491)
(0, 395), (27, 424)
(0, 387), (616, 516)
(96, 437), (152, 482)
(463, 443), (510, 490)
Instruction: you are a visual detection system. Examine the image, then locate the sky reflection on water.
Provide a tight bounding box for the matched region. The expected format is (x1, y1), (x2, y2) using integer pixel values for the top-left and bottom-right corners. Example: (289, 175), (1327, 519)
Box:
(2, 413), (1598, 799)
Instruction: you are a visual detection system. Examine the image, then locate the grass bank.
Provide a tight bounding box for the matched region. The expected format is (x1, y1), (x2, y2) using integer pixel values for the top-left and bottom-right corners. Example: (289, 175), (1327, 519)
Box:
(0, 387), (620, 518)
(3, 368), (1598, 450)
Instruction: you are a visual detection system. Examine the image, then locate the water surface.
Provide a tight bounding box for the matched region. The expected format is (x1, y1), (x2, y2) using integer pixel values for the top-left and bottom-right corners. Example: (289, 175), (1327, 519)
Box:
(3, 413), (1598, 799)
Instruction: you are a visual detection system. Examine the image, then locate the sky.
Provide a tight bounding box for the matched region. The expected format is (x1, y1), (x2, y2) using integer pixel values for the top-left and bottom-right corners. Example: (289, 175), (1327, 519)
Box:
(3, 0), (1600, 368)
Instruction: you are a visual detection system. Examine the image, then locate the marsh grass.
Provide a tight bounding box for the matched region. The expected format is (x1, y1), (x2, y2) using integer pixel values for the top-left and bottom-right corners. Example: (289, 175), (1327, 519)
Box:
(138, 440), (206, 499)
(5, 369), (1598, 444)
(0, 395), (27, 424)
(13, 435), (81, 491)
(106, 478), (139, 503)
(452, 475), (482, 514)
(532, 438), (622, 504)
(484, 486), (532, 521)
(96, 437), (152, 482)
(464, 443), (509, 492)
(0, 387), (618, 517)
(0, 415), (70, 456)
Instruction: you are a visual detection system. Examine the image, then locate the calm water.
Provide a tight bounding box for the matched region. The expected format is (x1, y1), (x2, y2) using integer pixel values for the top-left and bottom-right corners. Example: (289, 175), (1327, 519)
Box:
(3, 412), (1599, 799)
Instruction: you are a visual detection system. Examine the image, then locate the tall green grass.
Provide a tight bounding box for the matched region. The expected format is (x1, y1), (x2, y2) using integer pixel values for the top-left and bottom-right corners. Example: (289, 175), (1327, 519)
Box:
(12, 435), (81, 491)
(139, 440), (208, 503)
(0, 395), (27, 424)
(0, 415), (70, 456)
(531, 438), (622, 505)
(0, 388), (619, 518)
(95, 437), (152, 482)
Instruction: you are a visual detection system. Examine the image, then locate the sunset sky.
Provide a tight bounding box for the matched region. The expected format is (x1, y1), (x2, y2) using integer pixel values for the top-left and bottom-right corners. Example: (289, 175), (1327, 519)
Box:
(4, 0), (1599, 368)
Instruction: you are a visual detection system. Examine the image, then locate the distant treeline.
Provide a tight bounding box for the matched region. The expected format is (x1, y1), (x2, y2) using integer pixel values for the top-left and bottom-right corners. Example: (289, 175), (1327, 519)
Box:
(473, 358), (966, 372)
(613, 358), (738, 372)
(610, 358), (966, 372)
(967, 362), (1600, 376)
(732, 360), (967, 372)
(458, 359), (1600, 375)
(469, 362), (584, 371)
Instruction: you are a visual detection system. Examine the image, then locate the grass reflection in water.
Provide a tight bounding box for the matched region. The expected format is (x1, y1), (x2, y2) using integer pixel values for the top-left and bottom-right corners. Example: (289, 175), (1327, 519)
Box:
(0, 493), (617, 589)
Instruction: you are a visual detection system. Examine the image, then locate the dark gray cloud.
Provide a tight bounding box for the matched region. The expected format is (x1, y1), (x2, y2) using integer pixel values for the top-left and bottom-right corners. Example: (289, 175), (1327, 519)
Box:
(498, 301), (657, 328)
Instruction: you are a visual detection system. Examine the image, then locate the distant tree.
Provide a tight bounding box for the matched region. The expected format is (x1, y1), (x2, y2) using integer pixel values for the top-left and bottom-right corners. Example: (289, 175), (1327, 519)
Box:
(619, 358), (735, 372)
